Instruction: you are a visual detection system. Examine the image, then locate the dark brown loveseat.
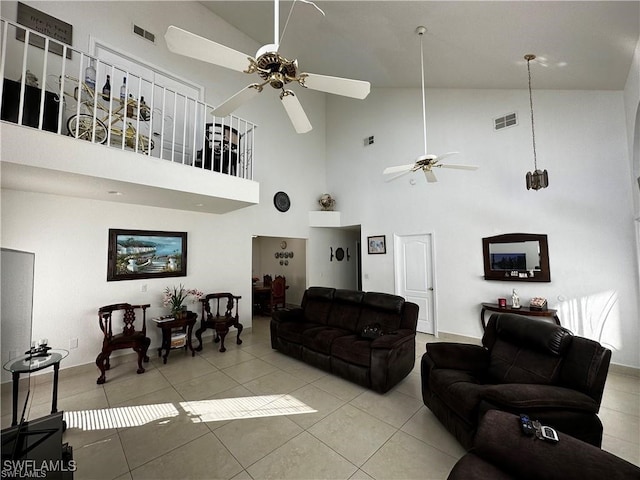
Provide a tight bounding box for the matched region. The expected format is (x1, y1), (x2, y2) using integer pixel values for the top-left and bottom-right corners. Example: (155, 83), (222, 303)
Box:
(270, 287), (419, 393)
(421, 313), (611, 449)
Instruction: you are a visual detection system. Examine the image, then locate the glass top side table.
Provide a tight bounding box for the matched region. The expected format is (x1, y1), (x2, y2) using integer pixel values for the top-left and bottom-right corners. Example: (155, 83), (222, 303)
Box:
(3, 349), (69, 426)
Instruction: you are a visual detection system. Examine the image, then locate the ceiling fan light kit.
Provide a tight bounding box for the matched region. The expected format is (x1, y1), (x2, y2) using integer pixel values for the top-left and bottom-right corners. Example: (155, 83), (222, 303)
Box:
(382, 26), (478, 184)
(164, 0), (370, 134)
(524, 54), (549, 191)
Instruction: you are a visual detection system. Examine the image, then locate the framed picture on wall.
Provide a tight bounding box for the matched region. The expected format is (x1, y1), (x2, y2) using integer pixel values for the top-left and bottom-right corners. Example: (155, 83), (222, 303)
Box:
(107, 229), (187, 281)
(367, 235), (386, 254)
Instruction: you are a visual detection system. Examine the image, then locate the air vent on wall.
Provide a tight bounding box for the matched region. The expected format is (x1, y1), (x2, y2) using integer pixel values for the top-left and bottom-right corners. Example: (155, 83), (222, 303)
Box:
(133, 24), (155, 43)
(494, 112), (517, 131)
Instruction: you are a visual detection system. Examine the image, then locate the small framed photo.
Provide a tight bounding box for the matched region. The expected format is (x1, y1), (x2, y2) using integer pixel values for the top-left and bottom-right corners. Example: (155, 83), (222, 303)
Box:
(107, 229), (187, 281)
(367, 235), (386, 254)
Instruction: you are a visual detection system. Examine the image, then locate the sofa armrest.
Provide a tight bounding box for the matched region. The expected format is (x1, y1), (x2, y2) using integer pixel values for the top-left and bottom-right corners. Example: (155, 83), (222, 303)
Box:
(425, 342), (490, 371)
(370, 329), (415, 349)
(466, 410), (640, 480)
(271, 307), (303, 323)
(482, 384), (599, 412)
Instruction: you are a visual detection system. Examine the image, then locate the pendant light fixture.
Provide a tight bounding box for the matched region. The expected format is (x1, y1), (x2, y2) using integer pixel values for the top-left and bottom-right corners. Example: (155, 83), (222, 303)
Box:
(524, 54), (549, 191)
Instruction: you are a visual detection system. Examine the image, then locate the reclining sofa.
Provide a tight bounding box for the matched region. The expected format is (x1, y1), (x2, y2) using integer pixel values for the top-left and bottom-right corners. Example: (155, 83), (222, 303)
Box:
(422, 313), (611, 449)
(270, 287), (419, 393)
(448, 410), (640, 480)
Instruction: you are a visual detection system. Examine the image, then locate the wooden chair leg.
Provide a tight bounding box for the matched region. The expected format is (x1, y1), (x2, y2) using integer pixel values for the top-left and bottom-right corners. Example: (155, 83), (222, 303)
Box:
(96, 353), (107, 384)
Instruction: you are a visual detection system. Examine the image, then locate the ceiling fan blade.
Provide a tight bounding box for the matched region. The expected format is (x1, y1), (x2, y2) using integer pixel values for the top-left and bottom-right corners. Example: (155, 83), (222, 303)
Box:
(439, 164), (479, 171)
(299, 73), (370, 99)
(165, 26), (251, 73)
(213, 85), (261, 117)
(425, 169), (438, 183)
(281, 91), (312, 134)
(384, 169), (414, 183)
(383, 164), (415, 175)
(435, 151), (460, 161)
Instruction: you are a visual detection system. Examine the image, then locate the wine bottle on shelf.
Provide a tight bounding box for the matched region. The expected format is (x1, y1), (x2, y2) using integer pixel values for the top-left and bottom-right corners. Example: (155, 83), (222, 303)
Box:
(84, 58), (96, 91)
(139, 96), (149, 120)
(120, 77), (127, 102)
(102, 75), (111, 101)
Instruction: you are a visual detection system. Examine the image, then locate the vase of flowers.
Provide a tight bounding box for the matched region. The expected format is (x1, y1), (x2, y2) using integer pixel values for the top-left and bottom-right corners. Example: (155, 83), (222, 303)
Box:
(163, 284), (203, 316)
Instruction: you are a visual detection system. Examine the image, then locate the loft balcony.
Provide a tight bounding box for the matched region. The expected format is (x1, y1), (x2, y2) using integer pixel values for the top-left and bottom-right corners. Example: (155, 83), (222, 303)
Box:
(0, 17), (259, 214)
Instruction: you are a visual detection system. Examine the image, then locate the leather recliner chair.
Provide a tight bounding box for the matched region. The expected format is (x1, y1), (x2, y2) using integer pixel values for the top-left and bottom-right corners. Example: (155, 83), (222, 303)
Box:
(421, 313), (611, 449)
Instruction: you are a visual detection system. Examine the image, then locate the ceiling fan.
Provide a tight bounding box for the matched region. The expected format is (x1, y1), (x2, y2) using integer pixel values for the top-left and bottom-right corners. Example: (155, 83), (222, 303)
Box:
(164, 0), (371, 134)
(383, 26), (478, 183)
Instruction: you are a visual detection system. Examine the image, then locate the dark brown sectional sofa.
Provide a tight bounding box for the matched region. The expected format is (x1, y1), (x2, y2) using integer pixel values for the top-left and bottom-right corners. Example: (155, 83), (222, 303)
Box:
(270, 286), (419, 393)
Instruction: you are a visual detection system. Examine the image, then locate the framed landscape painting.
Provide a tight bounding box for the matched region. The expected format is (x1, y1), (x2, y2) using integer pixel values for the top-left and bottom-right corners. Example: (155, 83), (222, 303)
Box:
(107, 229), (187, 281)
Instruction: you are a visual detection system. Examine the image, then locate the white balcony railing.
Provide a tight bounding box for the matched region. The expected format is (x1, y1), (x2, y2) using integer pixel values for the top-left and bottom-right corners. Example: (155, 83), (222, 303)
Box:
(0, 18), (257, 180)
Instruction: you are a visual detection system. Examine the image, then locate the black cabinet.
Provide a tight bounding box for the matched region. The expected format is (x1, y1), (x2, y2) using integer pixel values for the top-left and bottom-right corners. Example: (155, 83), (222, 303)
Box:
(1, 78), (60, 132)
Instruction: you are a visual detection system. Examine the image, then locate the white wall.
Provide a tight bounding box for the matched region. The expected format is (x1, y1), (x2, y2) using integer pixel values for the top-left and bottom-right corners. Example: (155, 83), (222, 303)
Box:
(307, 228), (360, 291)
(326, 87), (639, 368)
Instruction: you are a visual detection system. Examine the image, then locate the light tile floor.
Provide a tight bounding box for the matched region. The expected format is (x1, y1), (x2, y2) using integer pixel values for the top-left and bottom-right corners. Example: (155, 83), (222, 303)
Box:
(2, 318), (639, 480)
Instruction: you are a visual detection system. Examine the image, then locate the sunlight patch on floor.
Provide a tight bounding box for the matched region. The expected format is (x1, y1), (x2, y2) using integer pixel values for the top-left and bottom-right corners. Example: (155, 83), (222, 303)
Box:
(63, 394), (316, 430)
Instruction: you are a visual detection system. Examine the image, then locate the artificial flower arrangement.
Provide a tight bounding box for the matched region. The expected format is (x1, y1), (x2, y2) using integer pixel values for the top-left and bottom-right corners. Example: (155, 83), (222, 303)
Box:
(163, 284), (203, 314)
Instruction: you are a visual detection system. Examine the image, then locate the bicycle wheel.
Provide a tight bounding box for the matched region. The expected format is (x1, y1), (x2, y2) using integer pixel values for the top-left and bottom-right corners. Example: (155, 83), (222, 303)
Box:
(67, 114), (108, 144)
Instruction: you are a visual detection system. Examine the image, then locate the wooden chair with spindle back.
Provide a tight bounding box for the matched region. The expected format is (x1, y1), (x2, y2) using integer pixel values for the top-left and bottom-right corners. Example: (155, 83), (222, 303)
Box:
(95, 303), (151, 384)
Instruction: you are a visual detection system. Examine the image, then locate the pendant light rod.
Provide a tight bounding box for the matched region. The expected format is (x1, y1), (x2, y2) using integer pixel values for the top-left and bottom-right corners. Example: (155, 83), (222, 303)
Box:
(417, 26), (428, 156)
(525, 54), (538, 171)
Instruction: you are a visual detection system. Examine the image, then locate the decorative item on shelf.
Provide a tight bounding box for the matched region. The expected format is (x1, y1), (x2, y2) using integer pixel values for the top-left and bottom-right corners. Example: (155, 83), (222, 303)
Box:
(163, 284), (203, 316)
(498, 298), (507, 308)
(102, 74), (111, 100)
(511, 289), (521, 309)
(529, 297), (548, 310)
(318, 194), (335, 211)
(523, 54), (549, 191)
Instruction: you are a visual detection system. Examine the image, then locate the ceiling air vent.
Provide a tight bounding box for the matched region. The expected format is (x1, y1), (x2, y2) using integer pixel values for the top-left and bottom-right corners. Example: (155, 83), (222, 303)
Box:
(494, 112), (517, 131)
(133, 24), (155, 43)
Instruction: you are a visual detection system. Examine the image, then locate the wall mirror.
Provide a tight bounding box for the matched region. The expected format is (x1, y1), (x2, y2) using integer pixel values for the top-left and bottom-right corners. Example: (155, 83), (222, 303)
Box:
(482, 233), (550, 282)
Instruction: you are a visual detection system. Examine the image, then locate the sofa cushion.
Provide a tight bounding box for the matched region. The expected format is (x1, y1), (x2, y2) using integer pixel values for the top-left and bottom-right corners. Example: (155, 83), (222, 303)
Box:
(488, 338), (564, 384)
(332, 334), (371, 367)
(302, 287), (335, 325)
(302, 326), (352, 355)
(356, 292), (405, 333)
(326, 289), (364, 331)
(429, 369), (489, 423)
(278, 321), (321, 345)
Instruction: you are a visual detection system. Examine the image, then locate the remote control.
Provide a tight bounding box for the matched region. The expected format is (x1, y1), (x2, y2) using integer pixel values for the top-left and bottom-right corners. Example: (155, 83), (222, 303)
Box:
(540, 425), (559, 443)
(519, 414), (535, 436)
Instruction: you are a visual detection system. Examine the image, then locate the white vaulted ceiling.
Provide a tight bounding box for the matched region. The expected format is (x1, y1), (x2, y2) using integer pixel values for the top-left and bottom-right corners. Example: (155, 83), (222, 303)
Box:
(199, 1), (639, 91)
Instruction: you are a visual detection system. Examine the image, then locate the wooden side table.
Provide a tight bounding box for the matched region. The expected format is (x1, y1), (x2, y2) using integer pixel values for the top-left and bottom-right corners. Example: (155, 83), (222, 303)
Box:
(480, 303), (561, 330)
(153, 311), (197, 363)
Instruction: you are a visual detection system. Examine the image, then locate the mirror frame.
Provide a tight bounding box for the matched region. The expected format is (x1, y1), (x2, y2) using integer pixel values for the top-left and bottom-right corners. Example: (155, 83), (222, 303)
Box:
(482, 233), (550, 282)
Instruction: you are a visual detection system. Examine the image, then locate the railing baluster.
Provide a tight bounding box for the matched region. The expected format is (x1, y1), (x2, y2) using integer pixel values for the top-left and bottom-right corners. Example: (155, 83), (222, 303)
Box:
(17, 29), (29, 127)
(37, 37), (49, 130)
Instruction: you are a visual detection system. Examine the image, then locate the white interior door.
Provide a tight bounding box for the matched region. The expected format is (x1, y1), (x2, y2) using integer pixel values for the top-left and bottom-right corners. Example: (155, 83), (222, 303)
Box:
(394, 234), (436, 334)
